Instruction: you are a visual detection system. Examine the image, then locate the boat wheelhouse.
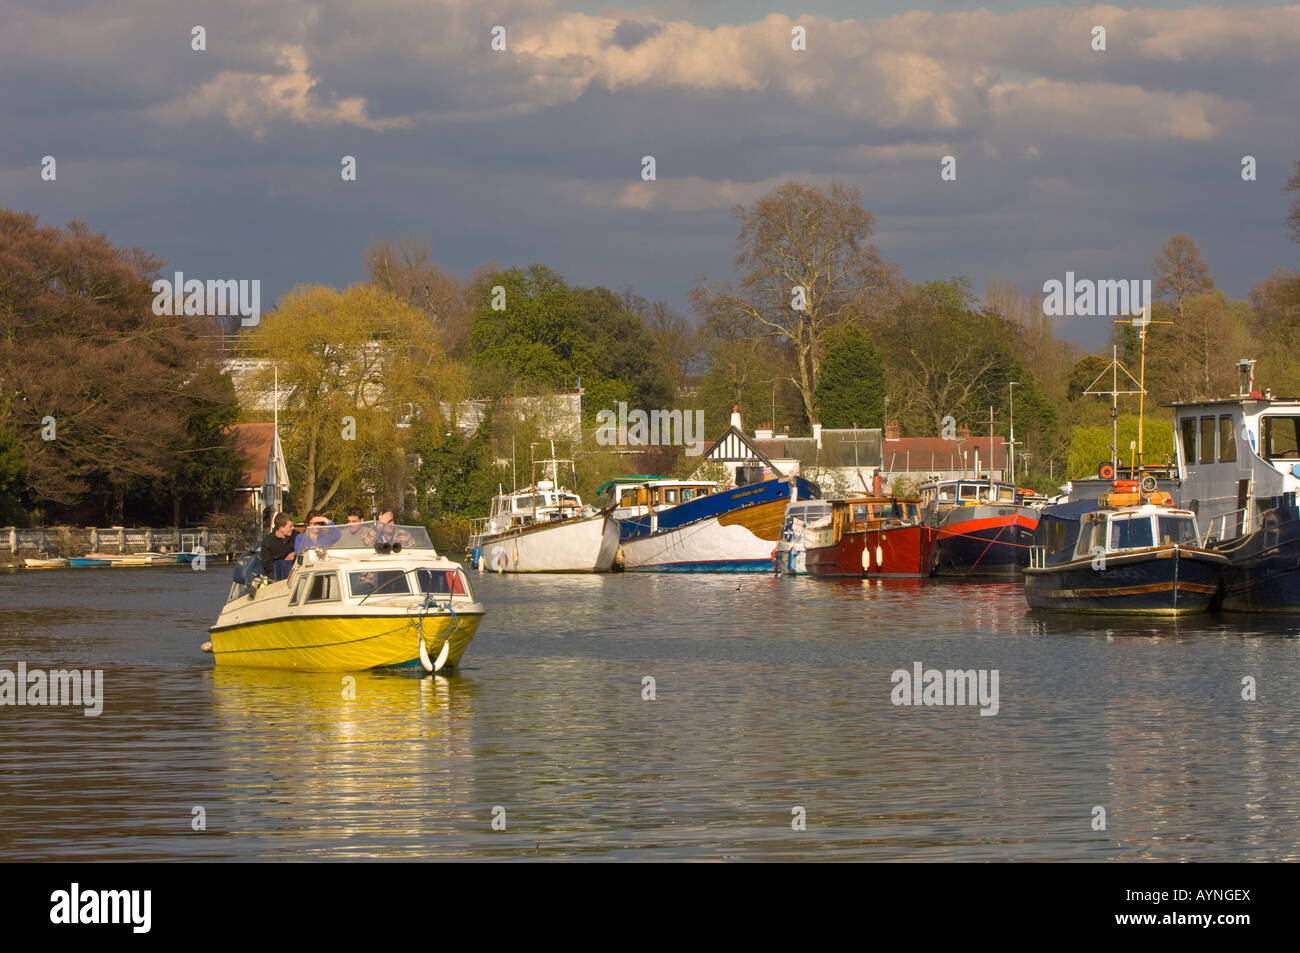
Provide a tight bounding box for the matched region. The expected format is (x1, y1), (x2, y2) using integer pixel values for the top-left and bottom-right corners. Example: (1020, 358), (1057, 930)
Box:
(597, 477), (717, 536)
(618, 475), (820, 572)
(774, 499), (834, 575)
(918, 478), (1040, 578)
(1024, 480), (1225, 615)
(1171, 360), (1300, 611)
(804, 497), (933, 578)
(469, 457), (620, 572)
(209, 522), (485, 671)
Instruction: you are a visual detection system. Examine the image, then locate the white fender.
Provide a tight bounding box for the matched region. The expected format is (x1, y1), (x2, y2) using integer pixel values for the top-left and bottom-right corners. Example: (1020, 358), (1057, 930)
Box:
(433, 636), (452, 673)
(418, 637), (433, 672)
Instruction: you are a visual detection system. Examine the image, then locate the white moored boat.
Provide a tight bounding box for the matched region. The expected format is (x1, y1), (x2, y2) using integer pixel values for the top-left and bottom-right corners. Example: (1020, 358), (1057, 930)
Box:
(469, 457), (620, 572)
(208, 521), (484, 672)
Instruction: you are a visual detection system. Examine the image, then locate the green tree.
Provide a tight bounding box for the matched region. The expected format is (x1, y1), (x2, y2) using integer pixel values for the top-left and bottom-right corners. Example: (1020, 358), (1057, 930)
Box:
(814, 324), (886, 428)
(249, 284), (466, 513)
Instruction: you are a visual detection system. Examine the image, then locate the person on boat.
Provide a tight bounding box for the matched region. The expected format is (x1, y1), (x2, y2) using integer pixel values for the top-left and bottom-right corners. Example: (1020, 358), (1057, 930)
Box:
(364, 509), (415, 548)
(295, 510), (341, 553)
(260, 513), (299, 580)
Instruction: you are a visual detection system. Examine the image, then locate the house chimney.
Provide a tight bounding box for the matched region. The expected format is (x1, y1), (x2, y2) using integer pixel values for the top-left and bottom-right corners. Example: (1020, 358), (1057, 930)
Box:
(885, 419), (900, 440)
(755, 425), (774, 440)
(731, 404), (742, 431)
(812, 421), (822, 449)
(956, 423), (970, 441)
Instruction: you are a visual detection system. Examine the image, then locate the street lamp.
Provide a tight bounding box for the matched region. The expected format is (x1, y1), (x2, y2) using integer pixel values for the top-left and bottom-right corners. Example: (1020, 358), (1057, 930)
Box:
(1008, 381), (1019, 481)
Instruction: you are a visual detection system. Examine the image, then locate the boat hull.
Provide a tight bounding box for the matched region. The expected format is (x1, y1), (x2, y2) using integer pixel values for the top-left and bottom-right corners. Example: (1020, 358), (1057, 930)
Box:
(1213, 499), (1300, 612)
(931, 506), (1038, 577)
(621, 498), (791, 572)
(806, 525), (933, 578)
(210, 612), (481, 672)
(476, 513), (619, 572)
(1024, 547), (1224, 615)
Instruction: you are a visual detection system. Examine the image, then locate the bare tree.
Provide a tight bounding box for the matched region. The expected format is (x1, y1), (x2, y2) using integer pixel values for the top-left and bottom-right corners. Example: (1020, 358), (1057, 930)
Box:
(1151, 235), (1215, 389)
(692, 182), (893, 427)
(1287, 161), (1300, 247)
(365, 238), (470, 357)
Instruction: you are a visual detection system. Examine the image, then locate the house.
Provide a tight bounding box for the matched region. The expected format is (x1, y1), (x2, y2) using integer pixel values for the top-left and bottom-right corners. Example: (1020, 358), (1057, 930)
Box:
(690, 408), (1011, 495)
(226, 422), (290, 524)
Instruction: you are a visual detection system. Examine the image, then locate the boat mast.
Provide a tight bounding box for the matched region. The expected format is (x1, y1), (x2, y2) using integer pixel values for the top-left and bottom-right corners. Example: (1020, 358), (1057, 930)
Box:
(1084, 346), (1143, 473)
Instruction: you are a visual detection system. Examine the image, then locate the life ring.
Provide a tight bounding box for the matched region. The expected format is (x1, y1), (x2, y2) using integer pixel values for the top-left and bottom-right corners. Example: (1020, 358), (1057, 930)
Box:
(1140, 474), (1158, 493)
(1098, 462), (1115, 480)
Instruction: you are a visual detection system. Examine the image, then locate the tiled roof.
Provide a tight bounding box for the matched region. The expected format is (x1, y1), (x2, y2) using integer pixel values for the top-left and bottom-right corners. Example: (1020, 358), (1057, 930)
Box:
(227, 422), (275, 488)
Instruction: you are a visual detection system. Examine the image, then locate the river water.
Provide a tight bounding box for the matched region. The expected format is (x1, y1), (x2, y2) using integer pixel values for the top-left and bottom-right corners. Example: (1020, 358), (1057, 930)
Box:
(1, 566), (1298, 861)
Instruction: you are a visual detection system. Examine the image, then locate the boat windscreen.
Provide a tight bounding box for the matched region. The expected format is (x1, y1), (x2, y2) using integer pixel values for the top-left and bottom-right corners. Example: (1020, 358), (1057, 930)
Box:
(297, 521), (434, 551)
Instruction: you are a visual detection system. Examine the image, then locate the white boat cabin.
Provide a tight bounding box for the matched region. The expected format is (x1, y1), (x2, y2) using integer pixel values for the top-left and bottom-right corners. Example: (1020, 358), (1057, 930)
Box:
(1172, 360), (1300, 543)
(482, 480), (589, 534)
(1073, 506), (1200, 560)
(920, 479), (1019, 509)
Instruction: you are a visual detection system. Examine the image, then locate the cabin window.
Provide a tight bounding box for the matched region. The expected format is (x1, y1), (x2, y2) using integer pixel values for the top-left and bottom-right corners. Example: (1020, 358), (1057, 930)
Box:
(851, 504), (872, 523)
(938, 487), (955, 501)
(1110, 515), (1154, 551)
(1199, 417), (1216, 465)
(681, 489), (695, 502)
(1218, 416), (1236, 463)
(620, 491), (636, 507)
(1158, 516), (1198, 546)
(289, 576), (308, 606)
(959, 484), (978, 501)
(1181, 417), (1198, 468)
(996, 486), (1016, 503)
(1077, 519), (1098, 556)
(348, 569), (410, 597)
(305, 572), (339, 603)
(1044, 519), (1068, 554)
(415, 568), (468, 596)
(1262, 417), (1300, 461)
(664, 489), (678, 504)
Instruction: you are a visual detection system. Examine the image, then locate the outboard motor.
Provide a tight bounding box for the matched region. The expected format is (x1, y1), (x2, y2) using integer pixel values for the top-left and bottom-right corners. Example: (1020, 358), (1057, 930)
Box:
(232, 547), (261, 586)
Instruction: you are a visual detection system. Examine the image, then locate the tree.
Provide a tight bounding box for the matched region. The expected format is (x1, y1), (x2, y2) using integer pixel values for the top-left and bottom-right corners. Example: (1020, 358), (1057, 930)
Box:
(0, 209), (239, 521)
(248, 284), (466, 513)
(1151, 235), (1214, 320)
(1150, 235), (1216, 393)
(871, 279), (1009, 434)
(467, 267), (670, 422)
(1250, 269), (1300, 392)
(365, 238), (470, 358)
(691, 182), (893, 427)
(814, 323), (886, 428)
(1287, 161), (1300, 247)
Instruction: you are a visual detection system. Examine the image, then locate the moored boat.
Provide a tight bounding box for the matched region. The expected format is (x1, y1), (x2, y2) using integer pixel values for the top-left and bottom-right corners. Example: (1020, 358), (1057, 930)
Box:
(774, 499), (833, 574)
(1173, 360), (1300, 612)
(469, 462), (620, 572)
(23, 556), (68, 569)
(804, 496), (933, 578)
(1024, 479), (1225, 615)
(209, 521), (484, 671)
(920, 478), (1039, 578)
(619, 476), (820, 572)
(69, 554), (115, 567)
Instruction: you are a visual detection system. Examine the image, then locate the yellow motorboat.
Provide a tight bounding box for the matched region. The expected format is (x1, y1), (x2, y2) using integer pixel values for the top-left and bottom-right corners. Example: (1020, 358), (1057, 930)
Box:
(208, 522), (485, 672)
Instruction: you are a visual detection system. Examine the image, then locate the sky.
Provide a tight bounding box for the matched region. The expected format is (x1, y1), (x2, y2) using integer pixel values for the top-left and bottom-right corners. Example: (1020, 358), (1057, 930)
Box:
(2, 0), (1298, 351)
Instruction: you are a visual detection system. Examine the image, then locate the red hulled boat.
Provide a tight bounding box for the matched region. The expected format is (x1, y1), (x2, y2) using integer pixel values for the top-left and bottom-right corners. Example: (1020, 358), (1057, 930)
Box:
(805, 497), (934, 578)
